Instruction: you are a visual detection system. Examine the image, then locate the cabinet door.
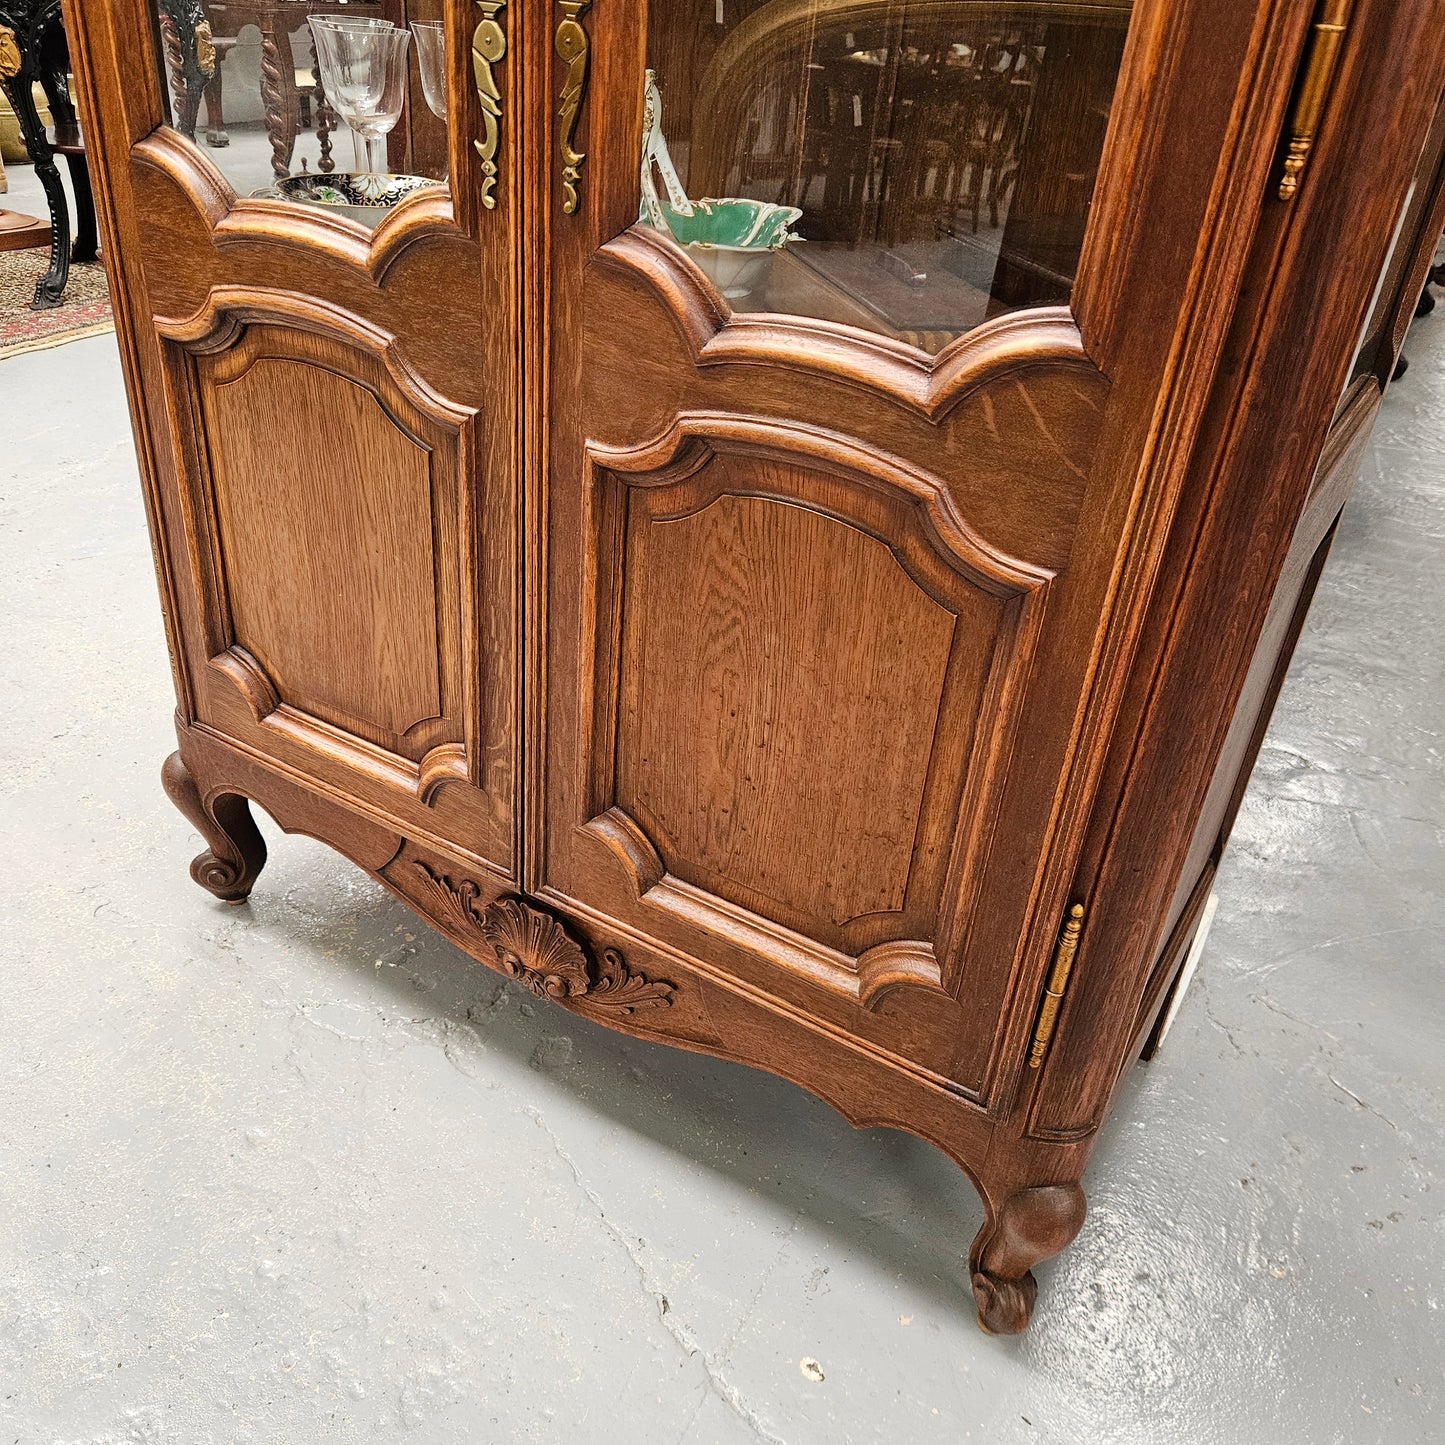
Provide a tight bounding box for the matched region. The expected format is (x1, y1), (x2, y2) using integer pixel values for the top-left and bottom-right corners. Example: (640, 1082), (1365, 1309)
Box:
(75, 0), (518, 874)
(534, 0), (1275, 1101)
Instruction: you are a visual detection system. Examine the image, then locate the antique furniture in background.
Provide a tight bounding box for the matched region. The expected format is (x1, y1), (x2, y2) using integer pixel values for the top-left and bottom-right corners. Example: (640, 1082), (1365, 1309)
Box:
(157, 0), (409, 174)
(0, 141), (51, 251)
(0, 0), (94, 305)
(62, 0), (1445, 1333)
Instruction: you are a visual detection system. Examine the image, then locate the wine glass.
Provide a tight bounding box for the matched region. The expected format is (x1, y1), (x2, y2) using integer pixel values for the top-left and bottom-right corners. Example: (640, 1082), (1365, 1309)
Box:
(409, 19), (447, 181)
(309, 18), (411, 180)
(410, 20), (447, 122)
(309, 12), (394, 25)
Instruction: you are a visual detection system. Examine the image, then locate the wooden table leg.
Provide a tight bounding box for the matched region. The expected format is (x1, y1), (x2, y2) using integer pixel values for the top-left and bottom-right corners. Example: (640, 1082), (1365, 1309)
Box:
(257, 14), (295, 178)
(313, 61), (335, 173)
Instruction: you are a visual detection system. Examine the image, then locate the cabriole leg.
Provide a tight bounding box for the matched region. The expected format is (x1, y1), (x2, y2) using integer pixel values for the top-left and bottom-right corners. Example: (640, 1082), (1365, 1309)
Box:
(160, 751), (267, 903)
(969, 1182), (1087, 1335)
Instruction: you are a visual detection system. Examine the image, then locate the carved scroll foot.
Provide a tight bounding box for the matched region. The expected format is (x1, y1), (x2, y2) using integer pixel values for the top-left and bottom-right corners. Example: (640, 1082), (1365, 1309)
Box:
(969, 1182), (1086, 1335)
(161, 751), (267, 903)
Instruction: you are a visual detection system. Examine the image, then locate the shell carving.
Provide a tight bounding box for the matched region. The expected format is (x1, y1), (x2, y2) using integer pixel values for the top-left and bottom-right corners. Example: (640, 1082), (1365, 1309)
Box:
(410, 864), (674, 1016)
(478, 896), (592, 1000)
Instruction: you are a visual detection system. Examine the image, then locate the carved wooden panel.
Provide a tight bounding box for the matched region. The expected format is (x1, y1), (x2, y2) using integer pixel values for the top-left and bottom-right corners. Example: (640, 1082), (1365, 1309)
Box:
(203, 356), (443, 741)
(578, 420), (1049, 1001)
(546, 233), (1112, 1091)
(159, 312), (475, 784)
(617, 485), (954, 934)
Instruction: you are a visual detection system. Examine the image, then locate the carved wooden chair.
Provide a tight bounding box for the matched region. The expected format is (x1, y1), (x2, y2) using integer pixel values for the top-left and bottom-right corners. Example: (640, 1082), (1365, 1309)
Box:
(190, 0), (334, 165)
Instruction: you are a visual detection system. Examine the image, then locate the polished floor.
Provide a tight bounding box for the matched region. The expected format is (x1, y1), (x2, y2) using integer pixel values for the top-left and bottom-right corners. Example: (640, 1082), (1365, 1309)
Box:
(1, 257), (1441, 1442)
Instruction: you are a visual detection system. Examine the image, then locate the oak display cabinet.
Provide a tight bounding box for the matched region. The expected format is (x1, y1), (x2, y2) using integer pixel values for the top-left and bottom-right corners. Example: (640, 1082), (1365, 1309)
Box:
(59, 0), (1445, 1332)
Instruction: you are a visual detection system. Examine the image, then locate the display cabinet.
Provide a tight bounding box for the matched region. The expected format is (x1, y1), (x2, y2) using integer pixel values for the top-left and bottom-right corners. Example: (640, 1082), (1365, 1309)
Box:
(62, 0), (1445, 1331)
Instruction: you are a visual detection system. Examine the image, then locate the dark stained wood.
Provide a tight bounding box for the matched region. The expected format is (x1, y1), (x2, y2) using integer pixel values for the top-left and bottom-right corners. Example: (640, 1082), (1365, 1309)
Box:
(62, 0), (1445, 1336)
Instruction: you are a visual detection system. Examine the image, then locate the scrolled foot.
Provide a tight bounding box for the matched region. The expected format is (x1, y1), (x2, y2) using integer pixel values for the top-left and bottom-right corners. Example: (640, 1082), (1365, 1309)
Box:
(161, 751), (267, 903)
(971, 1269), (1038, 1335)
(968, 1182), (1086, 1335)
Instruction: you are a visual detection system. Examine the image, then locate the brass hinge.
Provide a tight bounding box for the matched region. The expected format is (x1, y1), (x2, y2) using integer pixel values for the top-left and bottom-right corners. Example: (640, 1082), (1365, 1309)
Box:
(1028, 903), (1085, 1069)
(1277, 0), (1354, 201)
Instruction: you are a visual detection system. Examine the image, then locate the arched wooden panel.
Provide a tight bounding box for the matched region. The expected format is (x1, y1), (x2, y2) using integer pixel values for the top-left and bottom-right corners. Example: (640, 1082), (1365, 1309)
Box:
(546, 221), (1112, 1092)
(202, 354), (444, 742)
(576, 419), (1050, 1003)
(155, 302), (479, 797)
(616, 488), (956, 934)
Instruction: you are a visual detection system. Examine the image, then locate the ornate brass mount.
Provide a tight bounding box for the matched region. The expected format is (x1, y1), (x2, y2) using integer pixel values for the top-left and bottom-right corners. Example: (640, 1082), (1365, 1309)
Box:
(194, 20), (216, 76)
(411, 863), (674, 1016)
(1277, 0), (1352, 201)
(0, 26), (22, 81)
(472, 0), (507, 209)
(554, 0), (593, 214)
(1028, 903), (1085, 1069)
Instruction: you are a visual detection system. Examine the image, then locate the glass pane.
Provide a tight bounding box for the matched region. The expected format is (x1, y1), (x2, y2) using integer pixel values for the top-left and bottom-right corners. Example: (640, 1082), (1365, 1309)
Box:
(150, 0), (449, 228)
(644, 0), (1133, 353)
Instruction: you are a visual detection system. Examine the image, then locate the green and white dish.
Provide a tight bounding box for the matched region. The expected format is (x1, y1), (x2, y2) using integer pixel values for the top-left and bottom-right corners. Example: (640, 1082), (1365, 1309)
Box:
(647, 197), (802, 299)
(637, 70), (803, 300)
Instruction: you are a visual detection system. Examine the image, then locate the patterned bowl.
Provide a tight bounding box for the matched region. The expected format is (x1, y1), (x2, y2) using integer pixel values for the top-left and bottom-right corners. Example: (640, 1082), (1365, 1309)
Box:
(255, 172), (443, 225)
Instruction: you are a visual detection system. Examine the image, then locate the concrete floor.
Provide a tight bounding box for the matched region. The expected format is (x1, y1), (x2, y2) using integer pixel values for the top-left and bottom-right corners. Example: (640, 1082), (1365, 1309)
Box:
(1, 251), (1442, 1443)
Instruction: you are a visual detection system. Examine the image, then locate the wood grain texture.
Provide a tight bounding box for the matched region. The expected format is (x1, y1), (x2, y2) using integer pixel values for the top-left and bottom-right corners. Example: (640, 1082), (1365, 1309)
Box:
(617, 486), (957, 934)
(577, 420), (1050, 1023)
(66, 0), (1445, 1334)
(78, 0), (524, 875)
(203, 354), (445, 742)
(1035, 0), (1445, 1143)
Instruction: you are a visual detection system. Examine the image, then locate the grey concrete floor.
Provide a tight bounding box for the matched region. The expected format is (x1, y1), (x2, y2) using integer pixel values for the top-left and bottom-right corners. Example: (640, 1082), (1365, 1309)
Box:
(1, 301), (1442, 1442)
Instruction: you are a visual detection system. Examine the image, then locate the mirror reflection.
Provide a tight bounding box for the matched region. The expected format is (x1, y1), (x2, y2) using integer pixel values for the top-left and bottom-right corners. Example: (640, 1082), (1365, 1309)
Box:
(644, 0), (1133, 353)
(152, 0), (449, 226)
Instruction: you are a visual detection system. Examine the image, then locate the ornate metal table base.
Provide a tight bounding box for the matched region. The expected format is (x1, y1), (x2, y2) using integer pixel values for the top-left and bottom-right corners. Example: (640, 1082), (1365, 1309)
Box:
(0, 0), (97, 309)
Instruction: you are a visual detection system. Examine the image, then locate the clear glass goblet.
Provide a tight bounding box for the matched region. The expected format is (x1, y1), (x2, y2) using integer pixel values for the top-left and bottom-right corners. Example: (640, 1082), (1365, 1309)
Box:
(309, 18), (411, 180)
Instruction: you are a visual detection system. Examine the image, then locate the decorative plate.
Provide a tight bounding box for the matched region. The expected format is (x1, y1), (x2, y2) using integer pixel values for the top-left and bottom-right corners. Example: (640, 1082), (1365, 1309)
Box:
(253, 172), (443, 222)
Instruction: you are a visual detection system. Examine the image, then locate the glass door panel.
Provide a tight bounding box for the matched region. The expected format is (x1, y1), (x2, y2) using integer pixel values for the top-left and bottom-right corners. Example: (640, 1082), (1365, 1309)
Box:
(644, 0), (1132, 352)
(150, 0), (450, 223)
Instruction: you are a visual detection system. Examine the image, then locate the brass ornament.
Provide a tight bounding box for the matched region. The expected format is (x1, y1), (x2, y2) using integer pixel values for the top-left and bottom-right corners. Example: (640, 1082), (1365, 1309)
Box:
(1027, 903), (1085, 1069)
(554, 0), (593, 214)
(471, 0), (507, 210)
(0, 27), (22, 82)
(195, 20), (217, 79)
(1276, 1), (1352, 202)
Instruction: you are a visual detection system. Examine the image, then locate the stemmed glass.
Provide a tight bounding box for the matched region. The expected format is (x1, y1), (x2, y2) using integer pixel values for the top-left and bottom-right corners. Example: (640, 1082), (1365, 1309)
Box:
(309, 16), (411, 181)
(410, 20), (447, 122)
(410, 19), (447, 180)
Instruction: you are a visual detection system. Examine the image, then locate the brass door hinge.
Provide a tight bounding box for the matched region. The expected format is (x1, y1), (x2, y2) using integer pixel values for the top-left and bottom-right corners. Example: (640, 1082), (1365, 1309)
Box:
(1278, 0), (1354, 201)
(1028, 904), (1085, 1069)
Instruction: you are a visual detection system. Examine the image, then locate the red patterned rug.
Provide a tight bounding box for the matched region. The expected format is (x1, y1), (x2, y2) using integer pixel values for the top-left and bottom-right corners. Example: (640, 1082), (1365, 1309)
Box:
(0, 250), (112, 360)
